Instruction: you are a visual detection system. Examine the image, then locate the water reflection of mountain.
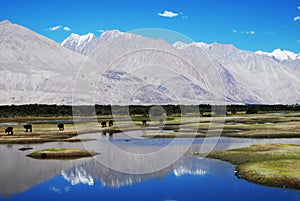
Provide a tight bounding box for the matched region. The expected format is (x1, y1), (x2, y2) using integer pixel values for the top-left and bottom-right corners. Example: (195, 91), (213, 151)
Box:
(60, 156), (233, 188)
(61, 167), (94, 186)
(173, 166), (207, 177)
(62, 159), (171, 188)
(0, 144), (90, 198)
(0, 144), (223, 197)
(1, 136), (291, 197)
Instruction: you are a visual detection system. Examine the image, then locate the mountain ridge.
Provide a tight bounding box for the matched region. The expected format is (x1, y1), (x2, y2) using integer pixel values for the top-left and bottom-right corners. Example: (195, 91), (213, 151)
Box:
(255, 49), (300, 62)
(1, 20), (300, 105)
(61, 31), (300, 62)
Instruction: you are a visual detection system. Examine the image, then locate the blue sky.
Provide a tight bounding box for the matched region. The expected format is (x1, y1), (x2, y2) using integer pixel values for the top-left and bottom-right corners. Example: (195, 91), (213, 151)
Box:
(1, 0), (300, 53)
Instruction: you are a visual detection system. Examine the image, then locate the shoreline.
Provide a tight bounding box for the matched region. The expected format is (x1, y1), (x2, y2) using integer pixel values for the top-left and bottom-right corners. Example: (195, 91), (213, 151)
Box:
(201, 143), (300, 190)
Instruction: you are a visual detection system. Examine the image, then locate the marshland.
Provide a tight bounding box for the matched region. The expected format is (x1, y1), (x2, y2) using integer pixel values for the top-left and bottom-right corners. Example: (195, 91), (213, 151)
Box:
(0, 104), (300, 200)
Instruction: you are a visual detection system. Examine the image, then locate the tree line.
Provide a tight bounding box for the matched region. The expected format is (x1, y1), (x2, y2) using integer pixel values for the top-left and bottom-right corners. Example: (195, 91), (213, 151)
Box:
(0, 104), (299, 117)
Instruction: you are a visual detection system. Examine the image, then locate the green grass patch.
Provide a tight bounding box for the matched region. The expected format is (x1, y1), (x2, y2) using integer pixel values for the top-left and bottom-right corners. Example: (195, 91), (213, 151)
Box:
(1, 112), (300, 141)
(237, 160), (300, 189)
(27, 148), (99, 160)
(201, 143), (300, 190)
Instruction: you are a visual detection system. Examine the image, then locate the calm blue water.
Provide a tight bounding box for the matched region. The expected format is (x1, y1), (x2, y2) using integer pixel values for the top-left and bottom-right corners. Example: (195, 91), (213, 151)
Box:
(3, 158), (299, 201)
(0, 136), (300, 201)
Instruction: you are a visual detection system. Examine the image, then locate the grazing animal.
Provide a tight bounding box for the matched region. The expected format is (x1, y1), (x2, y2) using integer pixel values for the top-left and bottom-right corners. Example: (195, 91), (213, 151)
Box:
(101, 121), (107, 128)
(142, 120), (147, 125)
(23, 124), (32, 132)
(57, 123), (64, 131)
(109, 120), (113, 127)
(5, 127), (13, 135)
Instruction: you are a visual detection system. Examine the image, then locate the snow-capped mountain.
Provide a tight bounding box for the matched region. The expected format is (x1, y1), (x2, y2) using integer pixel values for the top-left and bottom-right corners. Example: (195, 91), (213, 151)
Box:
(255, 49), (300, 62)
(61, 30), (132, 56)
(1, 19), (300, 105)
(175, 42), (300, 62)
(175, 42), (300, 104)
(61, 33), (99, 55)
(0, 20), (91, 105)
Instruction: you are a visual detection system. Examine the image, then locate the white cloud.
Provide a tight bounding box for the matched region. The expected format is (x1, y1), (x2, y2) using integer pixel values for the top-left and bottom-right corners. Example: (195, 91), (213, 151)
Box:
(298, 6), (300, 10)
(238, 30), (274, 35)
(97, 29), (105, 33)
(294, 16), (300, 21)
(158, 10), (179, 18)
(48, 25), (71, 32)
(63, 26), (71, 31)
(49, 25), (62, 31)
(236, 29), (255, 35)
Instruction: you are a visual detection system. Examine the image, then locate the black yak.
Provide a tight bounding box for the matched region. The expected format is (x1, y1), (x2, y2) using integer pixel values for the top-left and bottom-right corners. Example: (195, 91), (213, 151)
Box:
(24, 124), (32, 132)
(57, 123), (64, 131)
(5, 127), (13, 135)
(101, 121), (107, 128)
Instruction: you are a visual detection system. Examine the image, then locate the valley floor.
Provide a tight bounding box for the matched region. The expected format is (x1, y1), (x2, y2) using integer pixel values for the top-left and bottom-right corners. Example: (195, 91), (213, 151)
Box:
(0, 112), (300, 143)
(0, 112), (299, 190)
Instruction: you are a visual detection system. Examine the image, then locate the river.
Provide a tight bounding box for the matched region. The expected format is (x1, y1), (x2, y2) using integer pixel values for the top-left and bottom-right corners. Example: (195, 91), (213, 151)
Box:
(0, 131), (299, 201)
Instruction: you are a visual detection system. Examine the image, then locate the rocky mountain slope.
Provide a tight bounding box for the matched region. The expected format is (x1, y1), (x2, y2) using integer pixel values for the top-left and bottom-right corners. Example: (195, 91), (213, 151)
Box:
(1, 20), (299, 105)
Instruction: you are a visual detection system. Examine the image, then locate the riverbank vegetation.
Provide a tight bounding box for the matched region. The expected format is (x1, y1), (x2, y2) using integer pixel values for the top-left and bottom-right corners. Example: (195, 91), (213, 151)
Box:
(0, 110), (300, 142)
(0, 104), (299, 117)
(199, 143), (300, 190)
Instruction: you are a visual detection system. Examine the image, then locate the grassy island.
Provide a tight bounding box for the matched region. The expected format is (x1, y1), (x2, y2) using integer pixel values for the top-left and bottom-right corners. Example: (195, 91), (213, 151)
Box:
(27, 148), (99, 160)
(200, 143), (300, 190)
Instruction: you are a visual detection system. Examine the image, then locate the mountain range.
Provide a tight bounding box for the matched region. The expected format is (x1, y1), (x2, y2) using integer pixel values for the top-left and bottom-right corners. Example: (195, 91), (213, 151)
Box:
(1, 19), (299, 105)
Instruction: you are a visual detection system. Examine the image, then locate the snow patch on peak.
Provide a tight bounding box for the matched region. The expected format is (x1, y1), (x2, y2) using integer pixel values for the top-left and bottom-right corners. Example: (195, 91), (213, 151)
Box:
(255, 49), (300, 62)
(255, 50), (265, 55)
(208, 42), (238, 51)
(81, 33), (96, 41)
(172, 41), (187, 49)
(61, 32), (96, 46)
(173, 41), (211, 50)
(61, 32), (98, 54)
(100, 30), (124, 40)
(273, 49), (299, 61)
(193, 42), (211, 49)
